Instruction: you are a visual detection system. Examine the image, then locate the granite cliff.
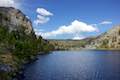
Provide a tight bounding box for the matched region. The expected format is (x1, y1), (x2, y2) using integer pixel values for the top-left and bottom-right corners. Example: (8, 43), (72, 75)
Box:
(0, 7), (33, 35)
(86, 25), (120, 49)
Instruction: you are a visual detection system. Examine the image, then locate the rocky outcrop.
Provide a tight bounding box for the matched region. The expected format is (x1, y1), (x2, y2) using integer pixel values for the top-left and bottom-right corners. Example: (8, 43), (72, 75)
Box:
(0, 7), (54, 80)
(86, 25), (120, 49)
(0, 7), (33, 34)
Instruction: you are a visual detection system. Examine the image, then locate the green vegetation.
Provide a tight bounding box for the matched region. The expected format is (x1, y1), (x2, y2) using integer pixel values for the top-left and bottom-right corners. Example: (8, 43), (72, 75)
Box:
(0, 25), (54, 80)
(49, 40), (88, 50)
(99, 39), (109, 48)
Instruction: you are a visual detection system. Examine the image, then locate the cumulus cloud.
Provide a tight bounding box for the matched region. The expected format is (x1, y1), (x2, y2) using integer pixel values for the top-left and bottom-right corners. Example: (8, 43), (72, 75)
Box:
(36, 20), (98, 38)
(34, 28), (44, 33)
(34, 8), (53, 25)
(0, 0), (18, 8)
(72, 35), (85, 40)
(36, 8), (53, 16)
(100, 21), (112, 25)
(34, 15), (50, 24)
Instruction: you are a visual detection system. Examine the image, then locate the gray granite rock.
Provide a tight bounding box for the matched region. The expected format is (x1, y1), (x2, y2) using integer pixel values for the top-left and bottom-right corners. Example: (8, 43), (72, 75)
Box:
(0, 7), (33, 34)
(86, 25), (120, 49)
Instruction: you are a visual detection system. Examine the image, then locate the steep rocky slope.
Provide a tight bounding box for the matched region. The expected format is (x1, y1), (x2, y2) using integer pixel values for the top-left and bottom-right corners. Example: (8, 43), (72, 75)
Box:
(0, 7), (33, 34)
(0, 7), (54, 80)
(86, 25), (120, 49)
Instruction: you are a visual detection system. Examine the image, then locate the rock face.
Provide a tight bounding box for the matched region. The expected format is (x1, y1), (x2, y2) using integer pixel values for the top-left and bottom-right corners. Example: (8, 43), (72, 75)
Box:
(0, 7), (33, 34)
(86, 25), (120, 49)
(0, 7), (53, 80)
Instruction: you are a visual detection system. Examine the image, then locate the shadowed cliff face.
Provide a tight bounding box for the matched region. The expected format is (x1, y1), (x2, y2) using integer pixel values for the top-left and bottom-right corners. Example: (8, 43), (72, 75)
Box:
(86, 26), (120, 49)
(0, 7), (33, 34)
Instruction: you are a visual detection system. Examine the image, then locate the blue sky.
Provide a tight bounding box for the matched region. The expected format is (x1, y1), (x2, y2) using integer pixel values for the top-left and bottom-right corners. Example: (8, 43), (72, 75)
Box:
(1, 0), (120, 39)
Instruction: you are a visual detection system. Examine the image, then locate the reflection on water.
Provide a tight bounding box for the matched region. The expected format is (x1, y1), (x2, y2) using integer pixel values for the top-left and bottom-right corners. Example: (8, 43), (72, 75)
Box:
(24, 50), (120, 80)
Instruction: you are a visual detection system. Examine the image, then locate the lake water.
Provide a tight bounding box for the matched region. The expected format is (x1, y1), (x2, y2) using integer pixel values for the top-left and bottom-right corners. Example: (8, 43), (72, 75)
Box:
(23, 50), (120, 80)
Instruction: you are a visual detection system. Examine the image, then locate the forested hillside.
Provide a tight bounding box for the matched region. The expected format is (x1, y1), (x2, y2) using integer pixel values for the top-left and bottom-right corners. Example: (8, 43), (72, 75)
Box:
(0, 7), (54, 80)
(49, 38), (94, 50)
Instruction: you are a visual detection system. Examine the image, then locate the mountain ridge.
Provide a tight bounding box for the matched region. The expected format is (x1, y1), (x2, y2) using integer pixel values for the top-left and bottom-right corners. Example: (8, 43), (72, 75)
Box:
(86, 25), (120, 49)
(49, 25), (120, 50)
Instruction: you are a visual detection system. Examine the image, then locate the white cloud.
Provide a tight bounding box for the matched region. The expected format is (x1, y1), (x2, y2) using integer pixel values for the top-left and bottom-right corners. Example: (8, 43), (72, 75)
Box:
(34, 8), (53, 25)
(34, 28), (44, 33)
(36, 8), (53, 16)
(90, 24), (97, 26)
(34, 15), (50, 25)
(100, 21), (112, 25)
(36, 20), (98, 38)
(72, 35), (85, 40)
(0, 0), (18, 8)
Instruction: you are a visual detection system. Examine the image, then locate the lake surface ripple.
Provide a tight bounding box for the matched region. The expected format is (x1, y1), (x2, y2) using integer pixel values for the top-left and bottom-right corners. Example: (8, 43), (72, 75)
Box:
(24, 50), (120, 80)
